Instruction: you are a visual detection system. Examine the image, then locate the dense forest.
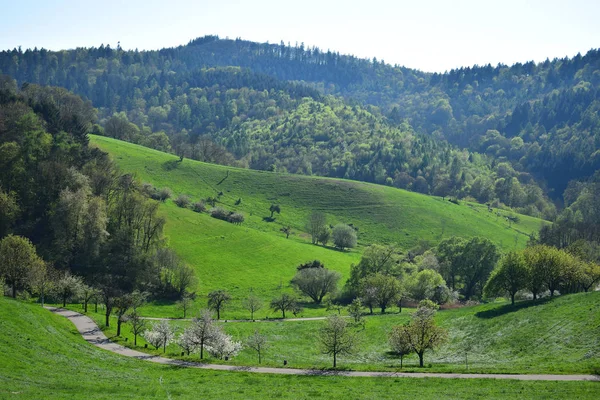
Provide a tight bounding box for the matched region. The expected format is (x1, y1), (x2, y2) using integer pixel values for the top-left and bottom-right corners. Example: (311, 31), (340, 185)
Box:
(0, 79), (195, 310)
(1, 36), (598, 218)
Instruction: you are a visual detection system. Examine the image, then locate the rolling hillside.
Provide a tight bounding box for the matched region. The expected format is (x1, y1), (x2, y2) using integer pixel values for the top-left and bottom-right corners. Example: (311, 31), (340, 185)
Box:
(91, 135), (547, 317)
(2, 297), (596, 399)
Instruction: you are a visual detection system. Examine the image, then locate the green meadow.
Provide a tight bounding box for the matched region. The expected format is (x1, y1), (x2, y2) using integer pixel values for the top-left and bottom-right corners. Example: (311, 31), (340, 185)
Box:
(69, 292), (600, 375)
(90, 136), (547, 317)
(2, 297), (598, 399)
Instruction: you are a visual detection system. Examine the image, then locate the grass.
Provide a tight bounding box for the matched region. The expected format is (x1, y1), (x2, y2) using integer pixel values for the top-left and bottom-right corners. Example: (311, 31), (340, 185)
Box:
(90, 135), (547, 317)
(2, 296), (599, 399)
(67, 292), (600, 375)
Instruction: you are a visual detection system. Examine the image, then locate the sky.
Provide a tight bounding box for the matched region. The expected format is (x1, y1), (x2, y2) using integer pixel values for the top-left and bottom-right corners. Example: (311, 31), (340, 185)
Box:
(1, 0), (598, 72)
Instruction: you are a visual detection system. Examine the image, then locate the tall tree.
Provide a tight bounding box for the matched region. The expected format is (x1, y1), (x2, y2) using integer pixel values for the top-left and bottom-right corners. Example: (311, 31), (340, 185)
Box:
(484, 252), (528, 304)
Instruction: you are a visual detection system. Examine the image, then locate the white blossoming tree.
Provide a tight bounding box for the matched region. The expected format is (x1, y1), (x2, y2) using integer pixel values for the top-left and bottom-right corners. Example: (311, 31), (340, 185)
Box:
(143, 320), (175, 353)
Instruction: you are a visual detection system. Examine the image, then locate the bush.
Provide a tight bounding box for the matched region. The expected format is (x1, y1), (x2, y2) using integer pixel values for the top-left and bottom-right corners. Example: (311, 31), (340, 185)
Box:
(192, 201), (207, 213)
(174, 194), (191, 208)
(227, 213), (245, 225)
(332, 224), (357, 250)
(158, 187), (172, 202)
(210, 207), (229, 221)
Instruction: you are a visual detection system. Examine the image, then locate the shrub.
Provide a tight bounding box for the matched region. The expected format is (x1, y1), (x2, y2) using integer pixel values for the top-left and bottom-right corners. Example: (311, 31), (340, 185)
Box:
(210, 207), (229, 221)
(158, 187), (172, 202)
(227, 213), (245, 225)
(332, 224), (357, 250)
(174, 194), (191, 208)
(192, 201), (207, 213)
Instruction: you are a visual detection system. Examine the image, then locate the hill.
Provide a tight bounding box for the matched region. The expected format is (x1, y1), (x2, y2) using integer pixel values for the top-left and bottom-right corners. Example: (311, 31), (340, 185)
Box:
(2, 38), (599, 205)
(91, 135), (546, 316)
(2, 297), (597, 399)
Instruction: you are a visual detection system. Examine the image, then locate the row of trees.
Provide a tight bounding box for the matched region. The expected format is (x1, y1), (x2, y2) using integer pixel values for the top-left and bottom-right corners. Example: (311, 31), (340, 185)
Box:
(484, 245), (600, 304)
(135, 301), (447, 369)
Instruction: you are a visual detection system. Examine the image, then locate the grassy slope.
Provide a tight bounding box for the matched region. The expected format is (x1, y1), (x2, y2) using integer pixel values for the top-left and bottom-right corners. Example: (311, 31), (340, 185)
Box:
(75, 292), (600, 375)
(2, 297), (598, 400)
(90, 135), (546, 317)
(91, 135), (544, 249)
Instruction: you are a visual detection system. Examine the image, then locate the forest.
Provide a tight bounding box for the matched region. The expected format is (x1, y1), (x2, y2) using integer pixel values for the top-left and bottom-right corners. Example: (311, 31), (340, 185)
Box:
(0, 37), (598, 219)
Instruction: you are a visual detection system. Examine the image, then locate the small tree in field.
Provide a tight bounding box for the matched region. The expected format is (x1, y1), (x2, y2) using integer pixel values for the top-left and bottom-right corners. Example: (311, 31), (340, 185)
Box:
(143, 320), (175, 353)
(318, 226), (331, 246)
(332, 224), (357, 250)
(55, 273), (83, 307)
(399, 303), (447, 367)
(307, 212), (327, 245)
(205, 329), (242, 360)
(270, 293), (297, 319)
(127, 309), (147, 346)
(347, 298), (364, 324)
(280, 226), (292, 239)
(177, 292), (195, 318)
(319, 314), (357, 368)
(388, 326), (413, 368)
(269, 204), (281, 219)
(246, 330), (269, 364)
(185, 309), (217, 359)
(207, 289), (231, 320)
(243, 294), (263, 320)
(80, 284), (99, 313)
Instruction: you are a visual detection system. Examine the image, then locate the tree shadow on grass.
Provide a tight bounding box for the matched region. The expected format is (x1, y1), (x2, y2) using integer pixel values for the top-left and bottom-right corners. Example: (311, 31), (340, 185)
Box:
(262, 216), (276, 222)
(475, 297), (552, 319)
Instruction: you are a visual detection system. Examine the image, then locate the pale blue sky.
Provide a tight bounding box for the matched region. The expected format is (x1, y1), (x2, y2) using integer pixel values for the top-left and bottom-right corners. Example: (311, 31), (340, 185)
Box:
(1, 0), (598, 72)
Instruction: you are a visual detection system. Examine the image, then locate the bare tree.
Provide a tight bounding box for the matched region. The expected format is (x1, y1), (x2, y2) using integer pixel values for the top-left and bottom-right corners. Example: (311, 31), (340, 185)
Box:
(177, 292), (195, 318)
(246, 330), (269, 364)
(270, 293), (297, 319)
(207, 289), (231, 320)
(388, 326), (413, 368)
(127, 310), (147, 346)
(319, 314), (357, 368)
(243, 294), (263, 320)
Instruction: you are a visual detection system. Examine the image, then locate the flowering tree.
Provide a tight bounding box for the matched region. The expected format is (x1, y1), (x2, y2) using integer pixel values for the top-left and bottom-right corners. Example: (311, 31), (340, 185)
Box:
(205, 329), (242, 360)
(143, 320), (175, 353)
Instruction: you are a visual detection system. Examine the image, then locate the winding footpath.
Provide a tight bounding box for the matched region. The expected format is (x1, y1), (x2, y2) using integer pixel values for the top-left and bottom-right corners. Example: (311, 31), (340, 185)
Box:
(47, 307), (600, 382)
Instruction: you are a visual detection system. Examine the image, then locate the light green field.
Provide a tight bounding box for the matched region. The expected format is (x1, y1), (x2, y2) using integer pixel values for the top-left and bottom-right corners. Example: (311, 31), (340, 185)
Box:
(90, 135), (547, 317)
(2, 297), (599, 399)
(73, 292), (600, 375)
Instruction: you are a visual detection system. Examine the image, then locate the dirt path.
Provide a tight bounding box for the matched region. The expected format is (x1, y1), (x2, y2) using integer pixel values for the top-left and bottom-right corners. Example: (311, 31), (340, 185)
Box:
(140, 316), (331, 322)
(47, 307), (600, 381)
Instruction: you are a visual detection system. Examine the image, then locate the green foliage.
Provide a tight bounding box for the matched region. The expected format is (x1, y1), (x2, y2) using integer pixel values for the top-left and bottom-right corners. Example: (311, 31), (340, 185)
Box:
(484, 252), (528, 304)
(0, 234), (44, 298)
(291, 267), (341, 304)
(332, 224), (357, 250)
(406, 269), (446, 303)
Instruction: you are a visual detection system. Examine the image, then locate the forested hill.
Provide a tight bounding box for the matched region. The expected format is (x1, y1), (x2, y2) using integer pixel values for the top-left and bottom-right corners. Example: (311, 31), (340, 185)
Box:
(1, 36), (598, 215)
